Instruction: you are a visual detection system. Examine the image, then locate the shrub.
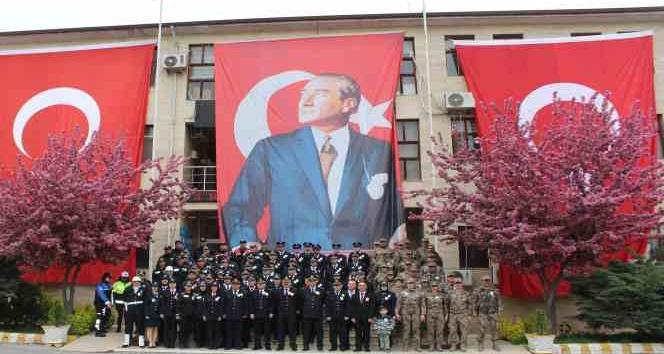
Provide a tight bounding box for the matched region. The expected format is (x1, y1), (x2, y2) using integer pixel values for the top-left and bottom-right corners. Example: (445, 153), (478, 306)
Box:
(571, 259), (664, 340)
(40, 296), (68, 326)
(498, 316), (527, 344)
(0, 281), (47, 329)
(68, 305), (96, 335)
(524, 309), (551, 334)
(68, 304), (117, 335)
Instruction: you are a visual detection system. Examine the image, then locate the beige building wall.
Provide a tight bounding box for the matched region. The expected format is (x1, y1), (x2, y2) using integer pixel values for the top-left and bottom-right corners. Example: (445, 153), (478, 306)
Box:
(2, 10), (663, 325)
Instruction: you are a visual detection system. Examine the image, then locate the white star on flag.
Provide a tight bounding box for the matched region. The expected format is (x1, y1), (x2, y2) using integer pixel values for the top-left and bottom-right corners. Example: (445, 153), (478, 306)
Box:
(350, 98), (392, 135)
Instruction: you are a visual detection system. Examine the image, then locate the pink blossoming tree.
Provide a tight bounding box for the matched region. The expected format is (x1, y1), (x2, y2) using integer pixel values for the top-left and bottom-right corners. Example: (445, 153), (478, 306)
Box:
(410, 97), (664, 331)
(0, 130), (190, 313)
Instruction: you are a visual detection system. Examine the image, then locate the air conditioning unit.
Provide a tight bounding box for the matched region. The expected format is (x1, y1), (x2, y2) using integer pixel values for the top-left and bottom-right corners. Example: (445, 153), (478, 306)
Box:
(162, 52), (187, 73)
(443, 91), (475, 109)
(444, 269), (474, 286)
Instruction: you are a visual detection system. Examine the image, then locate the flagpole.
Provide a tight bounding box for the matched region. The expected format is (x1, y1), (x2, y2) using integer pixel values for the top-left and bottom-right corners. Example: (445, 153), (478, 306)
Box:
(149, 0), (164, 273)
(422, 0), (436, 188)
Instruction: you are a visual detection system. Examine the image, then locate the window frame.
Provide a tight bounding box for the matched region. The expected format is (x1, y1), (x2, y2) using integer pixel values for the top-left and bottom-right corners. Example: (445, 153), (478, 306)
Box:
(143, 124), (155, 161)
(450, 111), (479, 153)
(396, 119), (421, 181)
(398, 37), (417, 95)
(187, 44), (215, 101)
(457, 225), (490, 269)
(492, 33), (524, 40)
(444, 34), (475, 76)
(570, 32), (602, 37)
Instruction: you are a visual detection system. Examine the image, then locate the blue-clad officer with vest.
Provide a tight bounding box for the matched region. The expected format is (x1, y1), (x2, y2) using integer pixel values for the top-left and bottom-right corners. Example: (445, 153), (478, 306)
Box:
(94, 272), (113, 337)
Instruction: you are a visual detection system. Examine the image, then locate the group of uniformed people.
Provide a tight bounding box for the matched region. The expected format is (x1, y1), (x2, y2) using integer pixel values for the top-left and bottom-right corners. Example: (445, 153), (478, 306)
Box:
(93, 237), (502, 352)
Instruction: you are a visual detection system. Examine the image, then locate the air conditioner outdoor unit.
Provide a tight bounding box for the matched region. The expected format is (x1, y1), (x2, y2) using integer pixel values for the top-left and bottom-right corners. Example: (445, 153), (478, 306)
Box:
(444, 269), (474, 286)
(162, 52), (188, 73)
(443, 91), (475, 109)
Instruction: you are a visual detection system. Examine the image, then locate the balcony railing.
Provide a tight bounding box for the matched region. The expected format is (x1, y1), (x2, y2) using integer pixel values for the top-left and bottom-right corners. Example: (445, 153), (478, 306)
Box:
(184, 165), (217, 202)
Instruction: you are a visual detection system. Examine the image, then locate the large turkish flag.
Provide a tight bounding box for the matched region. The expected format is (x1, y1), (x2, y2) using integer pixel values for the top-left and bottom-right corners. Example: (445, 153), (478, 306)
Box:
(215, 33), (405, 250)
(455, 31), (655, 298)
(0, 41), (155, 285)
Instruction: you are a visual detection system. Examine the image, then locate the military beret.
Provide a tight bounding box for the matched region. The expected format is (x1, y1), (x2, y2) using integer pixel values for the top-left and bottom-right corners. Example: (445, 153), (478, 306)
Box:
(431, 282), (440, 287)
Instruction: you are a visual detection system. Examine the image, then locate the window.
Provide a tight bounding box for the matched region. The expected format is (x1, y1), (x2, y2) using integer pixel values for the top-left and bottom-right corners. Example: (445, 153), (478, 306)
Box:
(187, 44), (215, 101)
(458, 226), (490, 268)
(136, 244), (150, 269)
(451, 111), (479, 153)
(143, 125), (154, 160)
(150, 48), (157, 86)
(405, 208), (424, 247)
(399, 38), (417, 95)
(397, 120), (421, 181)
(445, 35), (474, 76)
(571, 32), (602, 37)
(493, 33), (523, 40)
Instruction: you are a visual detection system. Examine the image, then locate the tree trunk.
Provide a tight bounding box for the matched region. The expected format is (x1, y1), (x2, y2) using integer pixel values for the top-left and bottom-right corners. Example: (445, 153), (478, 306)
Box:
(67, 264), (81, 314)
(62, 265), (73, 314)
(538, 272), (562, 334)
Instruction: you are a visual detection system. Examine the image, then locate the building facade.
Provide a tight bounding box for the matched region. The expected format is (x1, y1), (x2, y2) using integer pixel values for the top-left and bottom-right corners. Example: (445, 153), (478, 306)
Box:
(2, 7), (664, 320)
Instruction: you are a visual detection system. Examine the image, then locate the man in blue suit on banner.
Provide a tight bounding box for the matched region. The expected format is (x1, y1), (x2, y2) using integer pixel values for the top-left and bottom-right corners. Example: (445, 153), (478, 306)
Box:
(223, 73), (402, 249)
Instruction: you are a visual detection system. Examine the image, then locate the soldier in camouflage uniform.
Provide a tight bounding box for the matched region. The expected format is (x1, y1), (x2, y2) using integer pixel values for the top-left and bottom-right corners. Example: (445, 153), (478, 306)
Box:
(474, 276), (501, 351)
(448, 279), (474, 352)
(396, 279), (423, 352)
(421, 282), (448, 351)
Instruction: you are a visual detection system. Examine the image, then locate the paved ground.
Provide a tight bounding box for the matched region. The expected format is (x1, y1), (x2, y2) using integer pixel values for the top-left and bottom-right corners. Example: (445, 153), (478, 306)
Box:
(0, 343), (63, 354)
(2, 332), (527, 354)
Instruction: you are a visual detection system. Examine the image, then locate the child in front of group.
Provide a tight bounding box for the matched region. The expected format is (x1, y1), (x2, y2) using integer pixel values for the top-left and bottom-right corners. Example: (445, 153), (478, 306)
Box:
(372, 306), (395, 352)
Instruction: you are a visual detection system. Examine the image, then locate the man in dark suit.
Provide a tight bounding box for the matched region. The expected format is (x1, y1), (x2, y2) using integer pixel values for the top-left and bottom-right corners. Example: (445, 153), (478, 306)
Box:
(351, 281), (375, 352)
(224, 73), (402, 250)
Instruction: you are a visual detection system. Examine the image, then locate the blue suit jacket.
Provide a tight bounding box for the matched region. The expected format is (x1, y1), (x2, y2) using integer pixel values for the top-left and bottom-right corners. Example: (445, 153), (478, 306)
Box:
(223, 126), (402, 249)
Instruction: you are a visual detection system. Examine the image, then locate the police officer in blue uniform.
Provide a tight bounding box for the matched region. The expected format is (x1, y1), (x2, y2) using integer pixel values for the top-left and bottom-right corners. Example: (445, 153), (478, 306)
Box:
(300, 275), (325, 351)
(326, 280), (350, 351)
(250, 277), (274, 350)
(93, 272), (113, 337)
(224, 278), (249, 349)
(159, 278), (178, 348)
(273, 276), (299, 351)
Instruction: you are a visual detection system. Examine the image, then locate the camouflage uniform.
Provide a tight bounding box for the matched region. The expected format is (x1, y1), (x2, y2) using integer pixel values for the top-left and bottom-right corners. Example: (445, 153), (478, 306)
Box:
(421, 284), (448, 351)
(474, 286), (501, 351)
(397, 282), (422, 351)
(448, 286), (474, 351)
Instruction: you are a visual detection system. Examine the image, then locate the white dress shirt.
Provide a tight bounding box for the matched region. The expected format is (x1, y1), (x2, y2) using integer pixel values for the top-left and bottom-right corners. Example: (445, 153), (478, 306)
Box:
(311, 125), (350, 216)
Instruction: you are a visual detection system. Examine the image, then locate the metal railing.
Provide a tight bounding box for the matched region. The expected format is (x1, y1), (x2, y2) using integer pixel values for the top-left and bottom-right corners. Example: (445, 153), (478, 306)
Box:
(184, 165), (216, 190)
